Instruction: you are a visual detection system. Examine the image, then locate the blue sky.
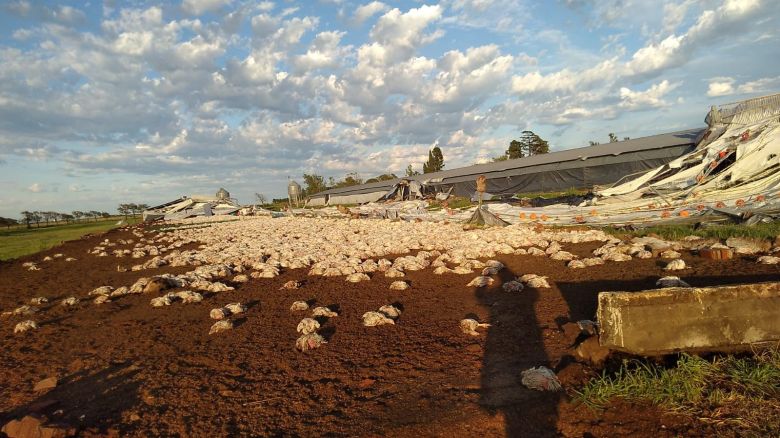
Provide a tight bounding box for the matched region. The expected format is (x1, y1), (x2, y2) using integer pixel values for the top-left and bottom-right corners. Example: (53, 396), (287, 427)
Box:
(0, 0), (778, 217)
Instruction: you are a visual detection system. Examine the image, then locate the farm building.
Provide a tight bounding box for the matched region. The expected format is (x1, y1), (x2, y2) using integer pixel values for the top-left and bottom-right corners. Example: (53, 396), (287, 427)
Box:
(306, 128), (705, 206)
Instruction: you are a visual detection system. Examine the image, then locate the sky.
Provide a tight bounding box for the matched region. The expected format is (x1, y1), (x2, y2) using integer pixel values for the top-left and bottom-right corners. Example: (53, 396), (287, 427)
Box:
(0, 0), (778, 217)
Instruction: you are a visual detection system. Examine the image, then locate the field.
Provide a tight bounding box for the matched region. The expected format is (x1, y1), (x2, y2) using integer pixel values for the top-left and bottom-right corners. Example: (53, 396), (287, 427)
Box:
(0, 217), (139, 261)
(0, 217), (778, 436)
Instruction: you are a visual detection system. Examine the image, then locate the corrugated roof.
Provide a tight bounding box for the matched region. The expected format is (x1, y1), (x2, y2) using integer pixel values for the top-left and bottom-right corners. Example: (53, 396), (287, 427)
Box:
(309, 128), (704, 198)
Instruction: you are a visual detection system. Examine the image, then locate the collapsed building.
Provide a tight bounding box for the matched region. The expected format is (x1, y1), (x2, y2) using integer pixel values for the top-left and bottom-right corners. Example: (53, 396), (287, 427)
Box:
(306, 128), (704, 207)
(142, 188), (242, 221)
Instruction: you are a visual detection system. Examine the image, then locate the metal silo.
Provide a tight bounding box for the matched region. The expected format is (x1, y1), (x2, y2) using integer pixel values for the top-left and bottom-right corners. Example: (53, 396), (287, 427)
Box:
(288, 180), (302, 207)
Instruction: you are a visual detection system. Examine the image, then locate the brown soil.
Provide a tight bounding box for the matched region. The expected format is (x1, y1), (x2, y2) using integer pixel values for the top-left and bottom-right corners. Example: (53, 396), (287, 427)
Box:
(1, 226), (778, 437)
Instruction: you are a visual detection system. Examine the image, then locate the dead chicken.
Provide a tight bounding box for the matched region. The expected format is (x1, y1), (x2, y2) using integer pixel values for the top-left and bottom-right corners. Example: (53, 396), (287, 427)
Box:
(378, 304), (402, 319)
(664, 259), (686, 271)
(209, 319), (233, 335)
(61, 297), (80, 306)
(290, 301), (309, 312)
(210, 307), (231, 319)
(281, 280), (302, 290)
(460, 318), (490, 336)
(346, 273), (371, 283)
(224, 303), (247, 315)
(362, 311), (395, 327)
(296, 318), (321, 334)
(467, 276), (494, 288)
(30, 297), (48, 305)
(520, 366), (561, 391)
(312, 306), (338, 318)
(519, 274), (550, 288)
(14, 320), (38, 333)
(174, 290), (203, 303)
(296, 333), (327, 351)
(502, 280), (524, 292)
(389, 281), (409, 291)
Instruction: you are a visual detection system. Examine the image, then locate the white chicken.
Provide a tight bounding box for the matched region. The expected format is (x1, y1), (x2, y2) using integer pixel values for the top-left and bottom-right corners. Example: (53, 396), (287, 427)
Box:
(459, 318), (490, 336)
(289, 301), (309, 312)
(362, 311), (395, 327)
(297, 318), (321, 334)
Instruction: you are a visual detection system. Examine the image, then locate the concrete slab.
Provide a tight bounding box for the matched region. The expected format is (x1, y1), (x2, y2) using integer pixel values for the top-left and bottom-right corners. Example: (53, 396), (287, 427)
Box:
(597, 282), (780, 355)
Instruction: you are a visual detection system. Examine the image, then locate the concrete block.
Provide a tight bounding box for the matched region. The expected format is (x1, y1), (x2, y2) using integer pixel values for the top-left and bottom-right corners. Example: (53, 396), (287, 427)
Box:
(597, 282), (780, 355)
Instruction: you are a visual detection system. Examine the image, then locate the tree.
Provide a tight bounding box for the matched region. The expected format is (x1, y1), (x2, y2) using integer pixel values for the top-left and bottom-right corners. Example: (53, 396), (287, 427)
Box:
(118, 204), (130, 219)
(405, 165), (420, 176)
(302, 173), (327, 196)
(0, 217), (18, 229)
(255, 193), (267, 205)
(72, 211), (84, 222)
(423, 146), (444, 173)
(365, 173), (397, 183)
(492, 155), (508, 162)
(332, 172), (363, 188)
(623, 136), (630, 141)
(61, 213), (74, 224)
(507, 139), (524, 159)
(31, 211), (42, 227)
(511, 131), (549, 157)
(609, 133), (618, 143)
(21, 211), (33, 229)
(589, 140), (600, 146)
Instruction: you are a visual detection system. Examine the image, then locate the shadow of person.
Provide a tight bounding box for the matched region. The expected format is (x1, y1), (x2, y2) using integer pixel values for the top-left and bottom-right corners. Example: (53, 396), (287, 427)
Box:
(477, 267), (562, 437)
(1, 362), (142, 435)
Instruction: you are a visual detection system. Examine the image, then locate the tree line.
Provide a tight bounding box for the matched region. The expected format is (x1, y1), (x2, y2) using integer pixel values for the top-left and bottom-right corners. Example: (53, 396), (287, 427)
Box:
(16, 210), (112, 229)
(117, 203), (150, 219)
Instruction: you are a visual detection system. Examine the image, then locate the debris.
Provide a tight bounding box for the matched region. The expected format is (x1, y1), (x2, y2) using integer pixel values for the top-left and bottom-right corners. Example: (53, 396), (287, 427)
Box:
(1, 415), (75, 438)
(576, 320), (599, 336)
(33, 377), (58, 392)
(656, 276), (691, 288)
(520, 367), (561, 391)
(30, 297), (48, 305)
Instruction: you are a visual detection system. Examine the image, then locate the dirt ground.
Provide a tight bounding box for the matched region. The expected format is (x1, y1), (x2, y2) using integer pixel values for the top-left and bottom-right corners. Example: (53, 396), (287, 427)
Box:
(1, 225), (778, 437)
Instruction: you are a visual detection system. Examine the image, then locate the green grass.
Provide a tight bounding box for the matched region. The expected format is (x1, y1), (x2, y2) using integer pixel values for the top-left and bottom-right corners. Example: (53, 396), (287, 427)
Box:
(574, 349), (780, 434)
(0, 217), (138, 260)
(604, 222), (780, 241)
(515, 188), (590, 199)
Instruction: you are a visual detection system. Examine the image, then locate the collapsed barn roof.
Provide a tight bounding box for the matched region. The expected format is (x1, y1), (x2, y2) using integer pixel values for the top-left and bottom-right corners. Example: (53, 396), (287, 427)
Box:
(307, 128), (704, 205)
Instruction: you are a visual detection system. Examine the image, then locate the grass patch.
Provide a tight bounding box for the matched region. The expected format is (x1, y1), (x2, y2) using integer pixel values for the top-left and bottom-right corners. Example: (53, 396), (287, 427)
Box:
(0, 217), (138, 260)
(604, 222), (780, 241)
(515, 188), (590, 199)
(445, 196), (473, 210)
(574, 350), (780, 434)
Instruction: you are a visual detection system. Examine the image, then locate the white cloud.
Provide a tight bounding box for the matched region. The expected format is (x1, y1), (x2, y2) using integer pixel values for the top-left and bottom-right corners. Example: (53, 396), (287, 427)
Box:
(619, 80), (679, 109)
(353, 1), (389, 25)
(707, 77), (735, 97)
(27, 183), (43, 193)
(708, 75), (780, 97)
(182, 0), (233, 15)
